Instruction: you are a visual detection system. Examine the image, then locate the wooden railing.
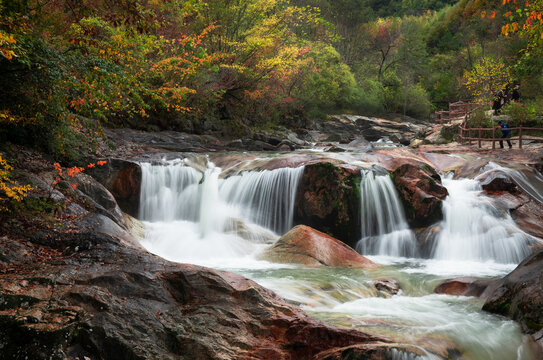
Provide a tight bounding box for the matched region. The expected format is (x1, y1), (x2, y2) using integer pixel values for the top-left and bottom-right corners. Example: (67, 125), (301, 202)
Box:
(434, 101), (479, 124)
(458, 125), (543, 149)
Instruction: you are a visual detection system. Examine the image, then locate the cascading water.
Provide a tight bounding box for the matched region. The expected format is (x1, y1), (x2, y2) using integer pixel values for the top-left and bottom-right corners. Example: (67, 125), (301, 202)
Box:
(137, 155), (540, 360)
(356, 170), (418, 257)
(139, 160), (304, 263)
(431, 175), (536, 263)
(139, 161), (202, 222)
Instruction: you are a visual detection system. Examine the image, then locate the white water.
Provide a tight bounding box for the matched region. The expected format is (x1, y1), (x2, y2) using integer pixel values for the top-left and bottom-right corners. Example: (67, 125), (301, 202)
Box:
(138, 158), (540, 360)
(357, 170), (418, 257)
(432, 176), (536, 263)
(139, 161), (304, 264)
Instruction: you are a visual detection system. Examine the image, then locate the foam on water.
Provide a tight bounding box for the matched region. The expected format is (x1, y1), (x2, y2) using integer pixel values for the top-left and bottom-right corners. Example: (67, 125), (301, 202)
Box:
(431, 176), (536, 263)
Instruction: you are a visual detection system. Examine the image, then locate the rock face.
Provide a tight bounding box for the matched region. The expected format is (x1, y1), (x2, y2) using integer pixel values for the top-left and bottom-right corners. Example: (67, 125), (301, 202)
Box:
(0, 217), (387, 360)
(391, 163), (448, 228)
(294, 163), (362, 247)
(324, 115), (427, 145)
(260, 225), (377, 269)
(312, 343), (449, 360)
(483, 248), (543, 351)
(87, 158), (142, 217)
(434, 277), (494, 297)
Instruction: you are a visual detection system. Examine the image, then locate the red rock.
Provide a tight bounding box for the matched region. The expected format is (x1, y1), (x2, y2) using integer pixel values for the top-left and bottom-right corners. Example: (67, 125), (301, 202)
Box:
(260, 225), (377, 269)
(434, 277), (493, 297)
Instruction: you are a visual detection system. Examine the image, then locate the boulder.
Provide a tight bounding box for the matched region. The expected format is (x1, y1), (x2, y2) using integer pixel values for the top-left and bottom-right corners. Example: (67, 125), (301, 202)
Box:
(373, 278), (401, 296)
(294, 162), (362, 247)
(434, 277), (494, 297)
(86, 158), (142, 217)
(74, 173), (126, 227)
(391, 163), (448, 228)
(260, 225), (377, 269)
(0, 218), (387, 360)
(483, 248), (543, 352)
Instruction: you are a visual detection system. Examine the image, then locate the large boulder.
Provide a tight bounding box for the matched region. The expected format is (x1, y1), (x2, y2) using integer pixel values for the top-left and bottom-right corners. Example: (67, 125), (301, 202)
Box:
(86, 158), (142, 217)
(0, 216), (387, 360)
(483, 248), (543, 351)
(391, 163), (448, 228)
(260, 225), (377, 269)
(294, 162), (362, 247)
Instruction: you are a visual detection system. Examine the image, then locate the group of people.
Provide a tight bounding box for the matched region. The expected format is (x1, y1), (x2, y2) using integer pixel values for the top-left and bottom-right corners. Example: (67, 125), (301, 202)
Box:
(492, 84), (521, 115)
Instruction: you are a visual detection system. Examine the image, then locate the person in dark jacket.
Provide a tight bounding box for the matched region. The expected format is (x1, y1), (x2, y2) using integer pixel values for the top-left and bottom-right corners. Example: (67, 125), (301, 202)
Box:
(492, 90), (505, 115)
(497, 121), (512, 149)
(512, 85), (520, 103)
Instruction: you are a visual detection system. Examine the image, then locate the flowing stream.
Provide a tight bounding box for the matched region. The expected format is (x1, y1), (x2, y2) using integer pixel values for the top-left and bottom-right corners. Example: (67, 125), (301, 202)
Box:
(139, 157), (540, 360)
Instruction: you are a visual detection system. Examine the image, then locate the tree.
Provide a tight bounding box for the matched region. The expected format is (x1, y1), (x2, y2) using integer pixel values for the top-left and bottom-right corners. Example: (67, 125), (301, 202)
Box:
(463, 56), (512, 105)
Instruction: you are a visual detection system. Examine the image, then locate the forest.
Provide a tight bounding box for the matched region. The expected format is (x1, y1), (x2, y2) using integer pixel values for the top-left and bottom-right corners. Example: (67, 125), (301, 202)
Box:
(0, 0), (542, 162)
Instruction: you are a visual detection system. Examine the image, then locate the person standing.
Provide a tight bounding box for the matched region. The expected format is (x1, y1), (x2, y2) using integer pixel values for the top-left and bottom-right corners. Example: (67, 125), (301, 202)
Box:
(512, 85), (521, 103)
(497, 121), (512, 149)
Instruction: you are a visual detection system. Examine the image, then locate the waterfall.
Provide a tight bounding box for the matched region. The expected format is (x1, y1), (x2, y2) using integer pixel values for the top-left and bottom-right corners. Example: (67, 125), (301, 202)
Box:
(139, 161), (202, 222)
(139, 161), (304, 236)
(431, 176), (536, 263)
(219, 167), (305, 234)
(356, 170), (417, 257)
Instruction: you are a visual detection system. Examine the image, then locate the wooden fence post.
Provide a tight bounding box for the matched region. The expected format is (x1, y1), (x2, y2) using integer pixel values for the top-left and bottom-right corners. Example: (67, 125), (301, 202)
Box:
(468, 129), (472, 145)
(459, 125), (463, 144)
(492, 127), (496, 150)
(519, 125), (523, 149)
(478, 129), (482, 148)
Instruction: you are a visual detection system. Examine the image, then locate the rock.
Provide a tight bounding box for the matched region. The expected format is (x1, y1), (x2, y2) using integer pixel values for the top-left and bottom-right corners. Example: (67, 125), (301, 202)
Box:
(373, 279), (400, 296)
(224, 218), (277, 244)
(479, 171), (518, 193)
(391, 163), (448, 228)
(74, 173), (126, 227)
(410, 138), (424, 148)
(86, 158), (142, 217)
(512, 199), (543, 239)
(483, 248), (543, 352)
(434, 277), (494, 297)
(294, 162), (362, 247)
(312, 343), (448, 360)
(0, 218), (387, 360)
(414, 224), (441, 258)
(260, 225), (377, 269)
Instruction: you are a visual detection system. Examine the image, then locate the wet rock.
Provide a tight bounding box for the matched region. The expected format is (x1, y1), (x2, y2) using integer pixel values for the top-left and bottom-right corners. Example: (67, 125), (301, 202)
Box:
(86, 158), (142, 217)
(294, 162), (362, 247)
(434, 277), (494, 297)
(373, 279), (400, 296)
(224, 218), (277, 244)
(483, 248), (543, 352)
(260, 225), (377, 269)
(414, 224), (441, 258)
(312, 343), (449, 360)
(479, 171), (518, 193)
(391, 163), (448, 228)
(74, 174), (126, 227)
(0, 219), (387, 360)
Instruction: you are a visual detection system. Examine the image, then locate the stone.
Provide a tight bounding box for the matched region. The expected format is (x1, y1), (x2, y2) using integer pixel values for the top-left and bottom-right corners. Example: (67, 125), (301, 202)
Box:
(391, 163), (449, 228)
(260, 225), (377, 269)
(434, 277), (494, 297)
(312, 343), (448, 360)
(86, 158), (142, 217)
(483, 248), (543, 352)
(294, 162), (362, 247)
(0, 219), (387, 360)
(74, 173), (126, 227)
(373, 278), (401, 296)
